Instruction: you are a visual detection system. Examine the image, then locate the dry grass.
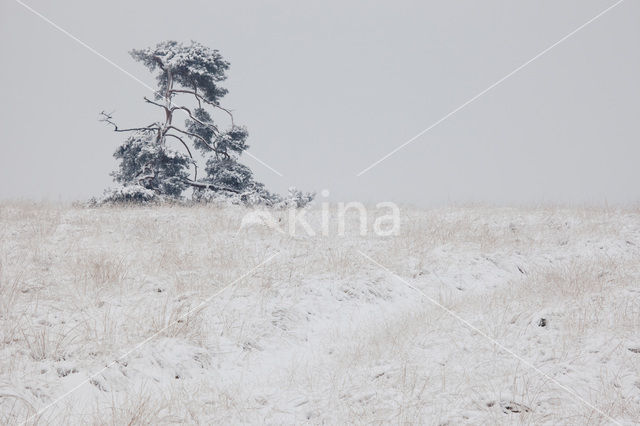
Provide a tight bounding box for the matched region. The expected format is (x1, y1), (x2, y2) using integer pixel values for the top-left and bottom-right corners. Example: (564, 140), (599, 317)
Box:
(0, 202), (638, 424)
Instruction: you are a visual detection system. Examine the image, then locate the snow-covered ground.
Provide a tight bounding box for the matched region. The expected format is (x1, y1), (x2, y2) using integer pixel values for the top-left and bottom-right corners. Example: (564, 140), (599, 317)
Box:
(1, 202), (639, 424)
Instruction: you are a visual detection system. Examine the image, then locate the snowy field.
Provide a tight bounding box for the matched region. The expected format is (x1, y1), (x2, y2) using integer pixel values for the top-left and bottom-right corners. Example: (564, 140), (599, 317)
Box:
(1, 202), (639, 425)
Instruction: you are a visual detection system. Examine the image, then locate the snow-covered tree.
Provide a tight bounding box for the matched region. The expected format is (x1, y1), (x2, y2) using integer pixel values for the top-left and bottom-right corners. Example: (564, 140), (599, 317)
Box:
(99, 40), (312, 206)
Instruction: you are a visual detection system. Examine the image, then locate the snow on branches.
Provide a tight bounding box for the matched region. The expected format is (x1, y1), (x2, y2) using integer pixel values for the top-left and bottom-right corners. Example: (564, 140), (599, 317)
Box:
(98, 40), (313, 207)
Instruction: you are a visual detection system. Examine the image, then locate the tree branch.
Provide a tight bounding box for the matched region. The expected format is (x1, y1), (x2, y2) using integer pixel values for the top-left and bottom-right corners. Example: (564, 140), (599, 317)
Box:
(135, 163), (156, 184)
(183, 179), (240, 194)
(143, 97), (170, 113)
(168, 89), (235, 125)
(171, 104), (221, 136)
(165, 133), (198, 181)
(137, 174), (155, 183)
(193, 84), (201, 108)
(166, 125), (220, 153)
(99, 111), (159, 133)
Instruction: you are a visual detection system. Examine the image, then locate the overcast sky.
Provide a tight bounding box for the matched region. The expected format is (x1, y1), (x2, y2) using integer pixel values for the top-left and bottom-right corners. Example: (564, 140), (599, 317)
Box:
(1, 0), (638, 205)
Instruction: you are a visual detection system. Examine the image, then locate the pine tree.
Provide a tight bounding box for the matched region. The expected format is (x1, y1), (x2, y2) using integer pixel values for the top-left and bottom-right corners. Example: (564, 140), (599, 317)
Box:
(99, 40), (312, 206)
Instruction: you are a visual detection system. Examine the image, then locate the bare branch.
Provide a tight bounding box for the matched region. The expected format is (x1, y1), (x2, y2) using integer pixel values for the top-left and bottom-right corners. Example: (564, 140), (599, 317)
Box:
(144, 97), (170, 113)
(99, 111), (159, 133)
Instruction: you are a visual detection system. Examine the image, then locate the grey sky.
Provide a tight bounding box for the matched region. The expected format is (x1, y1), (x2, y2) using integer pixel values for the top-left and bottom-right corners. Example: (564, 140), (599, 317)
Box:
(1, 0), (638, 205)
